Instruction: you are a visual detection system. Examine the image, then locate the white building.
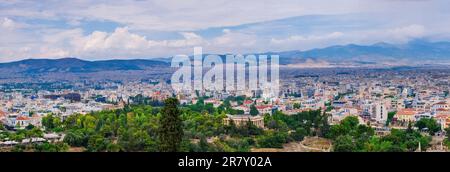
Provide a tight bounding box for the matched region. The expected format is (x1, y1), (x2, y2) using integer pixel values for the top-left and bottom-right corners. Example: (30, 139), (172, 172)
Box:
(375, 103), (388, 123)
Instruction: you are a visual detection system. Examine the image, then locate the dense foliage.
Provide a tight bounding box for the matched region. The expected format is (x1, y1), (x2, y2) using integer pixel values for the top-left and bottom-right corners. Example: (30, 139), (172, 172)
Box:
(414, 118), (440, 135)
(38, 99), (331, 152)
(0, 127), (43, 142)
(3, 97), (441, 152)
(330, 116), (432, 152)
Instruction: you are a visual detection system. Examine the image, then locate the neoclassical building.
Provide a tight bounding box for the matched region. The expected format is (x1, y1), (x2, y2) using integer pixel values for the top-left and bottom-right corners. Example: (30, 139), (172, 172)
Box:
(223, 114), (264, 128)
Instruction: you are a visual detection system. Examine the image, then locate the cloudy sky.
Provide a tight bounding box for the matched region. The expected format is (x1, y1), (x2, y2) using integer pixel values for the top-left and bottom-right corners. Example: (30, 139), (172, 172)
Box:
(1, 0), (450, 62)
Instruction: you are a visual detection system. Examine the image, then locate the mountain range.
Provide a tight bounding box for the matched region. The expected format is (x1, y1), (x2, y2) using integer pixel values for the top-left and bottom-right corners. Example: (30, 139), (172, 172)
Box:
(272, 39), (450, 65)
(0, 58), (168, 74)
(0, 40), (449, 75)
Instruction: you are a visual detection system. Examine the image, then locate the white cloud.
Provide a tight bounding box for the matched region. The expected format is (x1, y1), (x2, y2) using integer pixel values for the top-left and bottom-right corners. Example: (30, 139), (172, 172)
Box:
(70, 27), (206, 59)
(0, 24), (432, 62)
(385, 24), (425, 42)
(271, 32), (344, 44)
(166, 32), (204, 47)
(1, 17), (16, 30)
(0, 25), (210, 61)
(208, 29), (260, 53)
(344, 24), (426, 45)
(0, 0), (371, 31)
(0, 0), (450, 61)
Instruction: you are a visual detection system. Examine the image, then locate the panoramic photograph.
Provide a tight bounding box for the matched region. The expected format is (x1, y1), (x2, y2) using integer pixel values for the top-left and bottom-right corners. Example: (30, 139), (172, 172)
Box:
(1, 0), (450, 164)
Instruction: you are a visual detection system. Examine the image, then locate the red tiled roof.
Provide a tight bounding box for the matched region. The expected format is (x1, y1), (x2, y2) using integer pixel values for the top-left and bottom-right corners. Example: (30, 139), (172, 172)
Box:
(256, 105), (272, 110)
(244, 100), (253, 105)
(435, 114), (449, 119)
(397, 109), (417, 116)
(16, 116), (30, 121)
(436, 108), (448, 111)
(435, 101), (448, 105)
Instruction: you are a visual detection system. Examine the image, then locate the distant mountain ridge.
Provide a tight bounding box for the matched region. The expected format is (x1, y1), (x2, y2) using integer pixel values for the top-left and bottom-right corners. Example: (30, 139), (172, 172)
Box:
(272, 39), (450, 65)
(179, 40), (450, 65)
(1, 40), (450, 74)
(0, 57), (169, 74)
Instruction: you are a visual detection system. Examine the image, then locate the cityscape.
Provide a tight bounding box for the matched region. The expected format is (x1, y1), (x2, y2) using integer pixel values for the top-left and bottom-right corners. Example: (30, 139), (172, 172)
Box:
(1, 0), (450, 153)
(1, 62), (449, 152)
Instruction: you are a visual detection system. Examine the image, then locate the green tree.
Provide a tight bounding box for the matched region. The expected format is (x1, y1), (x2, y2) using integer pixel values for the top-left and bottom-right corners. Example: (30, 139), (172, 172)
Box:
(27, 127), (43, 138)
(364, 137), (397, 152)
(445, 128), (450, 147)
(415, 118), (440, 135)
(86, 134), (111, 152)
(198, 135), (210, 152)
(341, 116), (359, 130)
(64, 130), (85, 147)
(386, 111), (397, 126)
(106, 143), (122, 152)
(34, 142), (69, 152)
(290, 128), (306, 141)
(256, 131), (289, 148)
(158, 98), (184, 152)
(25, 124), (35, 130)
(333, 135), (355, 152)
(42, 114), (56, 130)
(250, 105), (259, 116)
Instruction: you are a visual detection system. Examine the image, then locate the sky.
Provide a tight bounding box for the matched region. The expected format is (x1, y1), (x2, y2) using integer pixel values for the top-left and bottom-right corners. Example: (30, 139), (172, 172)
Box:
(1, 0), (450, 62)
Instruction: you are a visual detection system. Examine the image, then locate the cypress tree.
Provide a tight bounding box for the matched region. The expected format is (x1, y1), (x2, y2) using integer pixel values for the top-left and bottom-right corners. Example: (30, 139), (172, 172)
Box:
(250, 105), (259, 116)
(158, 98), (184, 152)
